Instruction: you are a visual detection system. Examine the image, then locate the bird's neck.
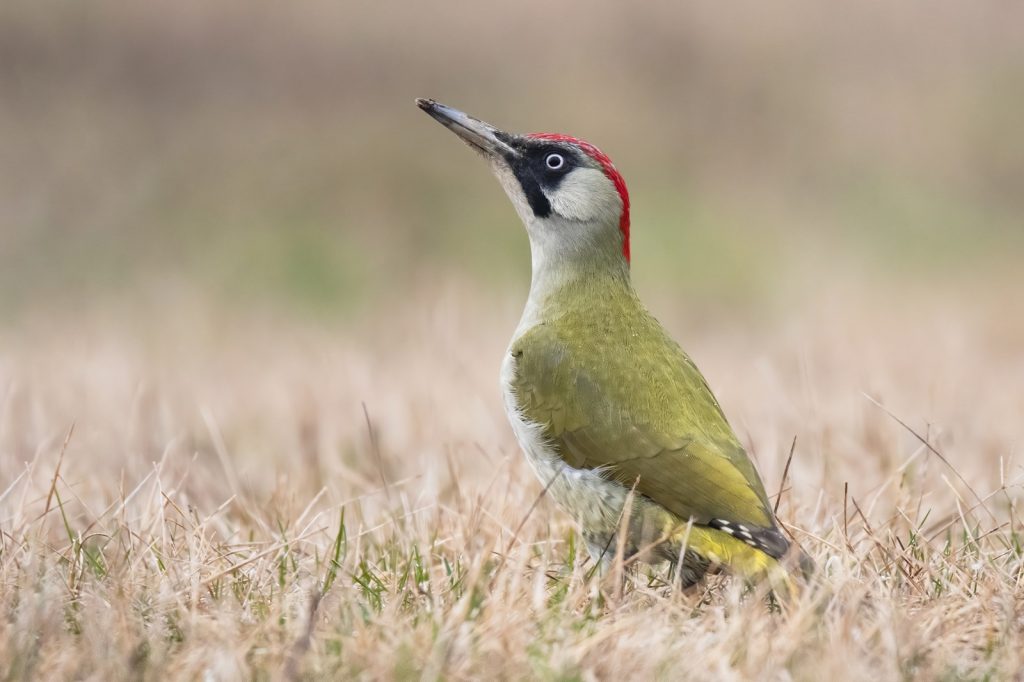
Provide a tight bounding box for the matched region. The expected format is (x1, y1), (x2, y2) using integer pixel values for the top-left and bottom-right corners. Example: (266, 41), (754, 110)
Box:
(516, 220), (636, 334)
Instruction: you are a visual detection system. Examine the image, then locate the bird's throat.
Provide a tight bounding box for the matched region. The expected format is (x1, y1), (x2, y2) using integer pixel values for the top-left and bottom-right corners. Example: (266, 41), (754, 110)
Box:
(517, 258), (638, 342)
(527, 227), (629, 305)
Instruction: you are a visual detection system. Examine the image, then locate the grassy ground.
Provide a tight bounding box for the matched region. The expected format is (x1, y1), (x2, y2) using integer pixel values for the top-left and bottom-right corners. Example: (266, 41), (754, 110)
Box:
(1, 283), (1021, 680)
(2, 5), (1022, 677)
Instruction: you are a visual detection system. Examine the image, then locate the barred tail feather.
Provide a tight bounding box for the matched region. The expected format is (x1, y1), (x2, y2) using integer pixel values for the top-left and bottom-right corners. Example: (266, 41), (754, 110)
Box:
(670, 525), (796, 597)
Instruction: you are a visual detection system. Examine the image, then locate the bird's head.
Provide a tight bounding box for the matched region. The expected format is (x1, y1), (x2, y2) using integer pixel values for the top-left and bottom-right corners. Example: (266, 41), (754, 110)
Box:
(417, 99), (631, 275)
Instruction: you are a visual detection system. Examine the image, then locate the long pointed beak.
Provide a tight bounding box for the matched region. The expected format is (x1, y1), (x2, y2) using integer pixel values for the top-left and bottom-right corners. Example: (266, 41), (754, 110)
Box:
(416, 98), (517, 160)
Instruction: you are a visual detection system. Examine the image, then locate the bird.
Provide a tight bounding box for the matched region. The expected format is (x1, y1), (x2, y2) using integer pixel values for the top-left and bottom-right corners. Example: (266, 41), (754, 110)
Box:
(417, 98), (806, 590)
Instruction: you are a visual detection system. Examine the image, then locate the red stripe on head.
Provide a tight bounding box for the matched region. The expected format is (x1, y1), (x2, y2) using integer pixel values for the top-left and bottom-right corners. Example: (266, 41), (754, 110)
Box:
(527, 133), (631, 263)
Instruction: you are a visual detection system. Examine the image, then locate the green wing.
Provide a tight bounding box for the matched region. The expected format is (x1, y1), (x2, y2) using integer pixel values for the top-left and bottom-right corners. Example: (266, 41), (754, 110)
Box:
(509, 305), (778, 537)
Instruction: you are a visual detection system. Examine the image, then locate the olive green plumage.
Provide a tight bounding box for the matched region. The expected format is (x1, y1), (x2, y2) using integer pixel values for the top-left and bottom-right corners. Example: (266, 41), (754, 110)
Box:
(507, 272), (792, 578)
(415, 98), (803, 589)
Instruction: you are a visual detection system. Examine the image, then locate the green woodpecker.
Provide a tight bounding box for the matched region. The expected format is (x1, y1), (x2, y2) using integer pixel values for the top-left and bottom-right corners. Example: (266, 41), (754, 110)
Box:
(418, 98), (801, 588)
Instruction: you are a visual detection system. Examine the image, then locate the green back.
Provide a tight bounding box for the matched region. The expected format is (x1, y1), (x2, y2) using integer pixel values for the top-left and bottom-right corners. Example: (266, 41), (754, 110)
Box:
(509, 277), (776, 531)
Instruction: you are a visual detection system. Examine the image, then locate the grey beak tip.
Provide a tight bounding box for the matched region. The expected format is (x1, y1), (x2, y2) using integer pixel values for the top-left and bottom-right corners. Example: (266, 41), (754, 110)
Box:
(415, 99), (514, 158)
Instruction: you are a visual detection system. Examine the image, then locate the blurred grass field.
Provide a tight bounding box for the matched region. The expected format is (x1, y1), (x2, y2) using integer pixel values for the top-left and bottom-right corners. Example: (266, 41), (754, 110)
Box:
(3, 0), (1023, 316)
(1, 1), (1023, 679)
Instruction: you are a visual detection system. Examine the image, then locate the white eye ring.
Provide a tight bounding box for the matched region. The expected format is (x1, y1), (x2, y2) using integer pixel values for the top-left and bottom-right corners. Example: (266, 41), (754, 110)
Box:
(545, 153), (565, 170)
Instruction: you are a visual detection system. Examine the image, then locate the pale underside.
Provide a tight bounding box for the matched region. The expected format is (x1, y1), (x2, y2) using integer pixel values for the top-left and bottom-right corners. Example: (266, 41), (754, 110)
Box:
(500, 335), (712, 584)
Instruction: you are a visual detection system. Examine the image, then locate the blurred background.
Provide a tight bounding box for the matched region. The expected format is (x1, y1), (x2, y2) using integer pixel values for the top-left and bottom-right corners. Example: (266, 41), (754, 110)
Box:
(1, 0), (1023, 502)
(2, 0), (1022, 322)
(3, 6), (1023, 675)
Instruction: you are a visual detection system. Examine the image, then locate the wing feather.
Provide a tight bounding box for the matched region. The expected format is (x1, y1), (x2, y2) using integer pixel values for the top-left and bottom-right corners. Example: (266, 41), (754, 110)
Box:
(509, 309), (783, 551)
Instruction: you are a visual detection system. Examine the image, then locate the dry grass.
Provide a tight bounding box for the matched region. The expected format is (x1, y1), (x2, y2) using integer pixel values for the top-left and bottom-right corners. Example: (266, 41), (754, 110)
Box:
(1, 283), (1021, 681)
(2, 1), (1022, 678)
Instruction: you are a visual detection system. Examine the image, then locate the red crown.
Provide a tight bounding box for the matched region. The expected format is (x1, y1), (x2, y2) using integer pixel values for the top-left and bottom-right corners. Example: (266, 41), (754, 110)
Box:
(527, 133), (631, 262)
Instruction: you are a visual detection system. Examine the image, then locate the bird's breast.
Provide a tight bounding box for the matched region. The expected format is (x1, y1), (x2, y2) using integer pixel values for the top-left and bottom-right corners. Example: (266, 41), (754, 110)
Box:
(500, 335), (635, 534)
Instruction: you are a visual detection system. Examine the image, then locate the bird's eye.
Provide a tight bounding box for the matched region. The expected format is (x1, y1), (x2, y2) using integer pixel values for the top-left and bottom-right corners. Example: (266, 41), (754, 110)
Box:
(545, 153), (565, 170)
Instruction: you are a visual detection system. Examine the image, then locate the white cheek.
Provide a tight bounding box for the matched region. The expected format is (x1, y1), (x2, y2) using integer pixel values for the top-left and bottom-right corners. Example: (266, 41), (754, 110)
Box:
(548, 169), (621, 225)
